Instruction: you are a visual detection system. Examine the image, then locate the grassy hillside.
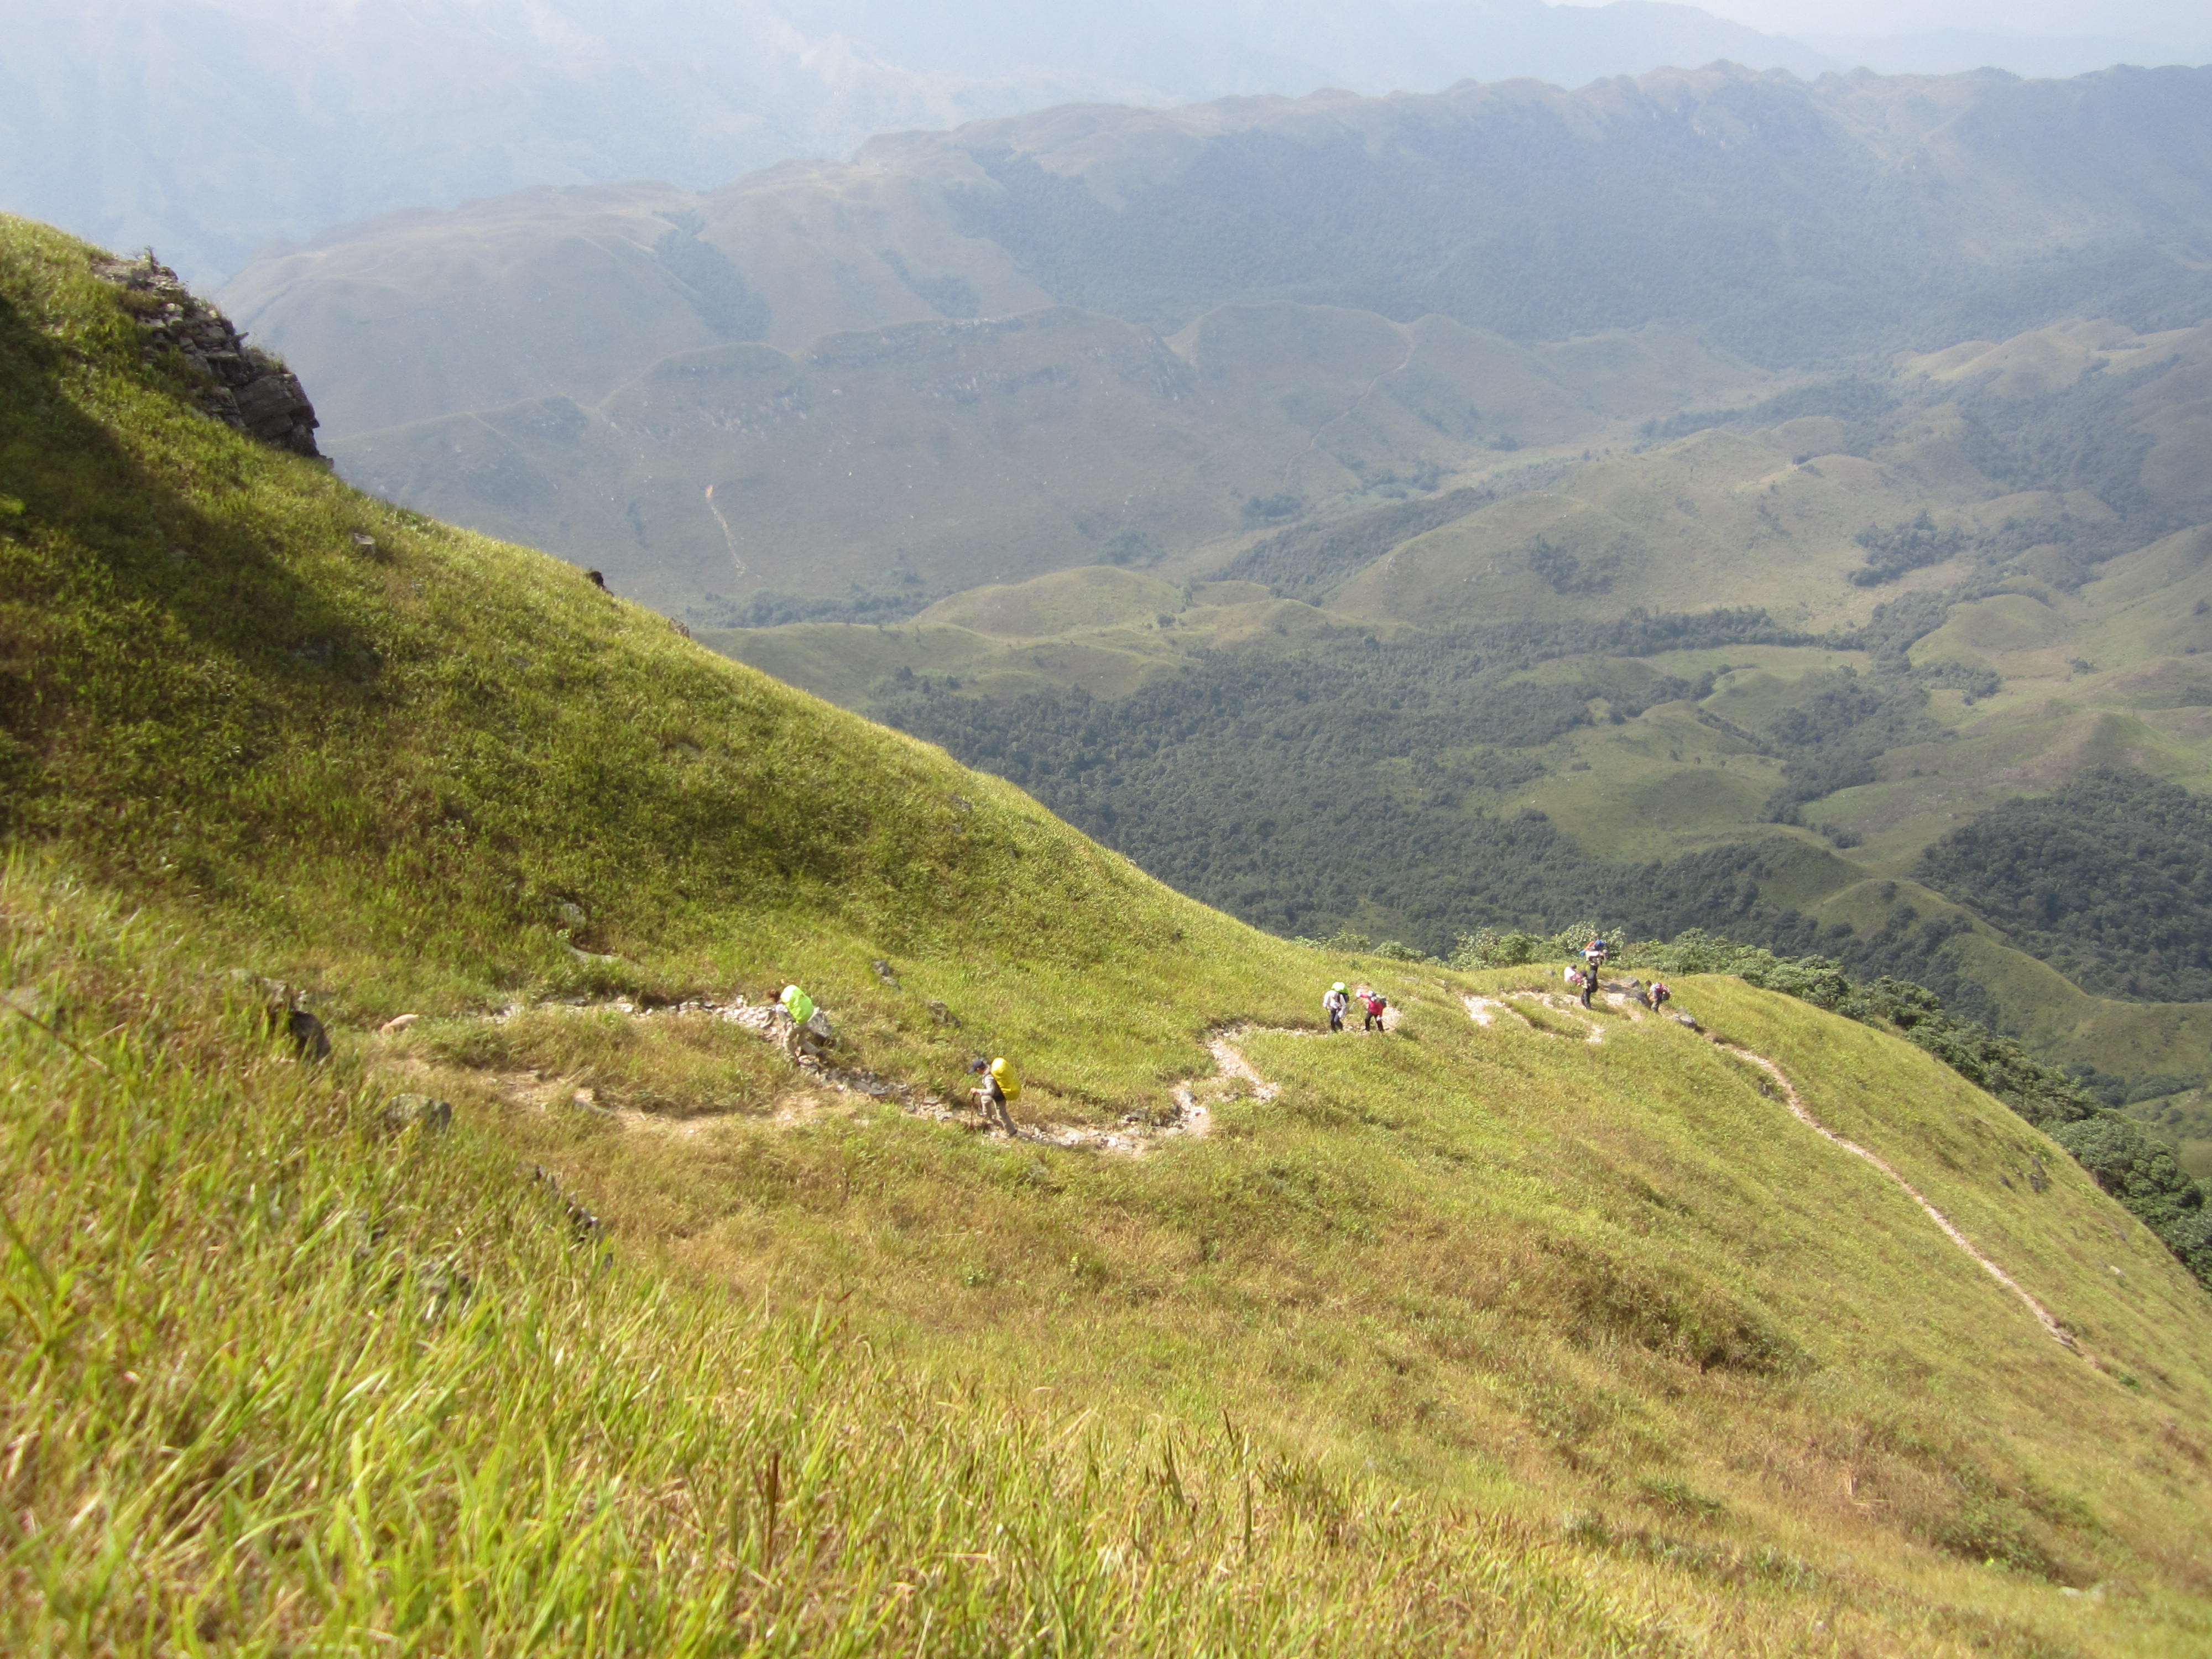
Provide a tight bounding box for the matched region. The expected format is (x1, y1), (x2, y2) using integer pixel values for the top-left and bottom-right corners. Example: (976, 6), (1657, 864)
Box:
(13, 216), (2212, 1651)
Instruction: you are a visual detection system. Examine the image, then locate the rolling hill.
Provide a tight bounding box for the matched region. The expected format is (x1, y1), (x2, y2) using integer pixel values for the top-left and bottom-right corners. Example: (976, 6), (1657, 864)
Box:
(326, 299), (1761, 614)
(12, 215), (2212, 1652)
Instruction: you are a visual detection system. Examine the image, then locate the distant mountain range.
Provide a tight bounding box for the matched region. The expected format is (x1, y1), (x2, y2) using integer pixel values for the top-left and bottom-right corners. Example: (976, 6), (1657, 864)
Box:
(225, 64), (2212, 614)
(142, 58), (2212, 1109)
(11, 0), (2208, 287)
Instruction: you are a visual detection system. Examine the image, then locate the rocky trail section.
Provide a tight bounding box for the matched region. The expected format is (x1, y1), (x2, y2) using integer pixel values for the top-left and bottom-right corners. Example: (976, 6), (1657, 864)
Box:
(1467, 980), (2085, 1356)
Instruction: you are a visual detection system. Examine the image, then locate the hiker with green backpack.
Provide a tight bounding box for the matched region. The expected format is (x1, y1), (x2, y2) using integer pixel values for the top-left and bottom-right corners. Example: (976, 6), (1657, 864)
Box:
(779, 983), (825, 1061)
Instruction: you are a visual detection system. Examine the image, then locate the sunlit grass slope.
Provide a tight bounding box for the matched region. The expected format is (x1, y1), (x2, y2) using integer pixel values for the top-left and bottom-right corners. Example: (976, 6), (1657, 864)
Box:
(7, 868), (1794, 1657)
(8, 215), (2212, 1653)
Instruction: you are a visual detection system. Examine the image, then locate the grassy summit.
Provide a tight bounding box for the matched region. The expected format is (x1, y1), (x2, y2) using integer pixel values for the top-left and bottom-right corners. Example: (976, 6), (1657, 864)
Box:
(7, 215), (2212, 1653)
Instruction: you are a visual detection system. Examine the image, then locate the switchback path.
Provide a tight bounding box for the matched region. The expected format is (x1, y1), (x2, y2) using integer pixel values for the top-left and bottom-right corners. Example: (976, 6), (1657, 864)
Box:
(1465, 983), (2084, 1355)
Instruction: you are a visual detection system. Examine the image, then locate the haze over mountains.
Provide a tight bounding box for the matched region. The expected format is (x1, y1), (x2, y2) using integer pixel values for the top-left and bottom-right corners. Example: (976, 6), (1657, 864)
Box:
(12, 0), (2212, 287)
(232, 64), (2212, 612)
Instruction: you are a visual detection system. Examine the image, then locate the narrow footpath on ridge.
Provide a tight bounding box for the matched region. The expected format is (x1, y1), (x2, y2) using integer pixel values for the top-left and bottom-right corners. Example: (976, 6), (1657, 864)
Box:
(1284, 333), (1418, 481)
(432, 995), (1397, 1156)
(1464, 981), (2084, 1356)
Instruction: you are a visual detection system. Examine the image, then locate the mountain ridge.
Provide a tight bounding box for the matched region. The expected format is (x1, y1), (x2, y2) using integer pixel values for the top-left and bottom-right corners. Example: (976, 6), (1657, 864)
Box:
(223, 64), (2212, 624)
(8, 0), (1844, 286)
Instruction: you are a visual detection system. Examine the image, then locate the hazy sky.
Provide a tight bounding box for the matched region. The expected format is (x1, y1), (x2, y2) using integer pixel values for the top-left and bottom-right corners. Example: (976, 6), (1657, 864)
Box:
(1688, 0), (2212, 45)
(11, 0), (2209, 285)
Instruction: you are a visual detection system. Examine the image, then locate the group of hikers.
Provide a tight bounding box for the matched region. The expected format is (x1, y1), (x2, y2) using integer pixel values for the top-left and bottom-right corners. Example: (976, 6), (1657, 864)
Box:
(777, 982), (1024, 1131)
(1560, 940), (1672, 1014)
(1322, 982), (1392, 1034)
(770, 942), (1677, 1139)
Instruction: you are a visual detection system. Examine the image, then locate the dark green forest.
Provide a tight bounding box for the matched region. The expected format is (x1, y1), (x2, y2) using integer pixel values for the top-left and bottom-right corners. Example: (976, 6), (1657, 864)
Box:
(870, 607), (2207, 1053)
(867, 612), (1989, 971)
(1920, 767), (2212, 1003)
(873, 617), (1782, 948)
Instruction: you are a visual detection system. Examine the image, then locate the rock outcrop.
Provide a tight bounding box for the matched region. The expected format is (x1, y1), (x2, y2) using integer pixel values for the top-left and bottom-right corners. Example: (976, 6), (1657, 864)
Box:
(95, 253), (321, 457)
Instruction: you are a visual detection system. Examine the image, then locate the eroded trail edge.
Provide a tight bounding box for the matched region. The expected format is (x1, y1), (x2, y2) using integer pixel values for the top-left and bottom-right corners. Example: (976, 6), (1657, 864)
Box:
(1467, 987), (2084, 1357)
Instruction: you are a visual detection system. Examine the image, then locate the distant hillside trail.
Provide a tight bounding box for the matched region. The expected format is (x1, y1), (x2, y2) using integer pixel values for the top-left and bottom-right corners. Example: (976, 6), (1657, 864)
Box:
(1464, 984), (2085, 1356)
(1282, 331), (1417, 482)
(702, 483), (747, 583)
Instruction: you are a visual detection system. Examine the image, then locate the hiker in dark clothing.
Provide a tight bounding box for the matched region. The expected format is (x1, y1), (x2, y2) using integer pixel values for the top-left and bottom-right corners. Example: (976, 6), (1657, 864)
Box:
(1648, 979), (1672, 1012)
(1578, 969), (1595, 1010)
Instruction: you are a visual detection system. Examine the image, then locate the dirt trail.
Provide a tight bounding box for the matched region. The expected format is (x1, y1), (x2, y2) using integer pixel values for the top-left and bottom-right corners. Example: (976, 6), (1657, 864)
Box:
(1464, 983), (2083, 1355)
(461, 997), (1354, 1155)
(1715, 1041), (2080, 1352)
(1284, 333), (1417, 480)
(1468, 988), (1634, 1044)
(416, 984), (2086, 1353)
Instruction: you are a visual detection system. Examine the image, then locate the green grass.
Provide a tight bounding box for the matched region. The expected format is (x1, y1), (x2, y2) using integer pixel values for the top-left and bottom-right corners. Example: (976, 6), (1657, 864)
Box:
(9, 865), (1795, 1656)
(11, 213), (2212, 1652)
(17, 863), (2212, 1653)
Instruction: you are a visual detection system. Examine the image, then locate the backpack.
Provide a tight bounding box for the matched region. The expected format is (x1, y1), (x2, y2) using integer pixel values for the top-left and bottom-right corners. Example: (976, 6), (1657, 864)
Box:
(990, 1057), (1021, 1103)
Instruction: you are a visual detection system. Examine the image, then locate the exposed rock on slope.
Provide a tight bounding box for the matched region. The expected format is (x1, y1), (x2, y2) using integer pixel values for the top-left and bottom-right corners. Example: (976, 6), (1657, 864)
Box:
(96, 253), (320, 458)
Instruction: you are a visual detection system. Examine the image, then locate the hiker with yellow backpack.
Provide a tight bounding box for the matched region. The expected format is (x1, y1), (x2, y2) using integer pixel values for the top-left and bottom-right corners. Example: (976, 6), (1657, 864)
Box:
(969, 1055), (1020, 1135)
